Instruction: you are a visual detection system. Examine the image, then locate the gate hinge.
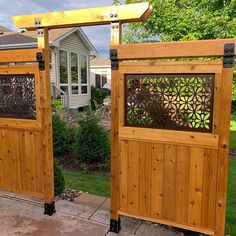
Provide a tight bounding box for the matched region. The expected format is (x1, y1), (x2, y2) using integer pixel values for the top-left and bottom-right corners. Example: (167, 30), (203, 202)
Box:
(110, 49), (118, 70)
(223, 43), (235, 68)
(36, 52), (45, 71)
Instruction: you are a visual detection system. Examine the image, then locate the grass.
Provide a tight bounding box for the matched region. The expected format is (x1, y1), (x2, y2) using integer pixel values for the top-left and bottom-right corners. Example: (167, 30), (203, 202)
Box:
(230, 115), (236, 150)
(226, 158), (236, 235)
(64, 172), (110, 197)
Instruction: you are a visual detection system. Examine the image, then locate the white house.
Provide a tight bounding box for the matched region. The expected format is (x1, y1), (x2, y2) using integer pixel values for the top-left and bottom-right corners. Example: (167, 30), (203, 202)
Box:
(90, 57), (111, 89)
(0, 26), (97, 109)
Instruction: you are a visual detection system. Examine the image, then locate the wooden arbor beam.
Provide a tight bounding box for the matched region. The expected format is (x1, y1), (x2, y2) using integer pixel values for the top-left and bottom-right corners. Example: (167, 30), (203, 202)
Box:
(12, 2), (152, 30)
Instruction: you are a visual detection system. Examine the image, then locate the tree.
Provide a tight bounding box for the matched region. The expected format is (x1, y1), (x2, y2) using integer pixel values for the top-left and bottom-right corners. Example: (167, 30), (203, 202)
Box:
(124, 0), (236, 106)
(113, 0), (121, 5)
(124, 0), (236, 43)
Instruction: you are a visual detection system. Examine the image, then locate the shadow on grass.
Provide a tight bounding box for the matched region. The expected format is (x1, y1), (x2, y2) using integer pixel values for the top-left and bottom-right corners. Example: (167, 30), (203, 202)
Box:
(230, 130), (236, 151)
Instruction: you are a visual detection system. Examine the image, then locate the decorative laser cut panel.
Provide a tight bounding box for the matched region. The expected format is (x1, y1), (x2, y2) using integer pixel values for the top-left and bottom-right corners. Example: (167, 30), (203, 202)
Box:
(125, 74), (215, 133)
(0, 74), (36, 119)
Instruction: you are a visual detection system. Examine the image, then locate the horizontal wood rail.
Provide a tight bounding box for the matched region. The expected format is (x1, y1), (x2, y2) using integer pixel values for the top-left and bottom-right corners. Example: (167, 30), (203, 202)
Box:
(112, 38), (236, 60)
(118, 211), (215, 236)
(0, 48), (42, 63)
(12, 3), (152, 30)
(119, 127), (219, 149)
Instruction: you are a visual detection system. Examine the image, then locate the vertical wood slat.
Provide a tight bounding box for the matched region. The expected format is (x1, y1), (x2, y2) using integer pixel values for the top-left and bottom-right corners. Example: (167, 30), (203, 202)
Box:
(201, 149), (217, 229)
(127, 140), (140, 215)
(18, 131), (27, 192)
(150, 143), (164, 219)
(175, 146), (190, 224)
(188, 147), (204, 226)
(162, 144), (177, 220)
(139, 142), (151, 216)
(119, 140), (128, 212)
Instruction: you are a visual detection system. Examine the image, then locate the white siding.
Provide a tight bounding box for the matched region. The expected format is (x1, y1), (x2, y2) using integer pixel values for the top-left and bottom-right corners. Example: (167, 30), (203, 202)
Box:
(50, 51), (56, 83)
(90, 66), (111, 88)
(58, 32), (91, 108)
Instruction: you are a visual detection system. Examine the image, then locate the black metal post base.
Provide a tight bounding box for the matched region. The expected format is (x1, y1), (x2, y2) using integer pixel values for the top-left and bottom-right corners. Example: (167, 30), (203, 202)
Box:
(110, 218), (121, 233)
(44, 202), (56, 216)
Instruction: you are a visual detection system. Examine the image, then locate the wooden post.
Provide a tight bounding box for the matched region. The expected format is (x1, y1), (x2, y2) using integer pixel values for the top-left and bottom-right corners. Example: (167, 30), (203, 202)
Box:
(110, 20), (122, 233)
(215, 58), (234, 235)
(37, 27), (55, 214)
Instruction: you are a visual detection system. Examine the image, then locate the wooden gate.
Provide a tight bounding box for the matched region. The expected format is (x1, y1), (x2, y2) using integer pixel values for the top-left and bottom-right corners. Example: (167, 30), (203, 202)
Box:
(0, 48), (54, 214)
(110, 40), (235, 236)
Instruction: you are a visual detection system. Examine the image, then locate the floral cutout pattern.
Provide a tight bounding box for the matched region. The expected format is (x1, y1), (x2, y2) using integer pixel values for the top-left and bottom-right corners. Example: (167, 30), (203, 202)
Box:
(125, 74), (214, 133)
(0, 74), (36, 119)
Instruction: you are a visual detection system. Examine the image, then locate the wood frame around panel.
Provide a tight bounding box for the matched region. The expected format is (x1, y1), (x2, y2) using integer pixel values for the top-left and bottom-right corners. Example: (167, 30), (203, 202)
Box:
(112, 39), (236, 59)
(118, 61), (223, 145)
(0, 64), (41, 131)
(12, 3), (152, 30)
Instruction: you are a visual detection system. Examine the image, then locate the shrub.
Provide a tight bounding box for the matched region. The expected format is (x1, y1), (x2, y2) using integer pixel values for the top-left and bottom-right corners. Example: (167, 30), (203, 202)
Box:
(91, 86), (107, 109)
(76, 109), (110, 164)
(52, 113), (70, 156)
(54, 159), (65, 195)
(232, 101), (236, 115)
(52, 99), (63, 110)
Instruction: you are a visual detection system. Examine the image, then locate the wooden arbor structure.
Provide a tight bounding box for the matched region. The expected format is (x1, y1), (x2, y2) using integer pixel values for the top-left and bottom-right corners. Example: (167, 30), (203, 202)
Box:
(0, 2), (232, 236)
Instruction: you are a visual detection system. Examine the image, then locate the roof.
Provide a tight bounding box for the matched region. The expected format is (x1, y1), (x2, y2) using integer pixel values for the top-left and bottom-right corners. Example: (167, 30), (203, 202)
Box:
(0, 25), (13, 33)
(0, 32), (36, 45)
(91, 57), (110, 67)
(0, 26), (97, 55)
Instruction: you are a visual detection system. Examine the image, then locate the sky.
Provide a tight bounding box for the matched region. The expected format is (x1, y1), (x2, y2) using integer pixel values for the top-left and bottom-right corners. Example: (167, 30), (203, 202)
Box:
(0, 0), (125, 57)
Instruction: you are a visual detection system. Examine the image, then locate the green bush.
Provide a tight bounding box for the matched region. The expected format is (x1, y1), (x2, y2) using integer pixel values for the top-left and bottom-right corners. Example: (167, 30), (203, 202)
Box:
(91, 86), (107, 109)
(52, 99), (63, 109)
(52, 113), (70, 156)
(54, 159), (65, 195)
(76, 109), (110, 164)
(232, 101), (236, 115)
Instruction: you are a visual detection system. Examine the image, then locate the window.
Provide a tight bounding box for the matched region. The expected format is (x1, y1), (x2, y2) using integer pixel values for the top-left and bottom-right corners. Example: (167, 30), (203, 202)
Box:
(59, 50), (68, 93)
(80, 55), (88, 94)
(59, 51), (89, 96)
(95, 73), (107, 89)
(71, 52), (79, 95)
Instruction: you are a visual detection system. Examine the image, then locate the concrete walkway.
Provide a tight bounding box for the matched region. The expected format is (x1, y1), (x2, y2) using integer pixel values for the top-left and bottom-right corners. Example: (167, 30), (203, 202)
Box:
(0, 193), (200, 236)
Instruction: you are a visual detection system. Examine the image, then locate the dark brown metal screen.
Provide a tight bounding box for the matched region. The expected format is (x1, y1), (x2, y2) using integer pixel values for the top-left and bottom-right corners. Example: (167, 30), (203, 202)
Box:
(0, 74), (36, 119)
(125, 74), (215, 133)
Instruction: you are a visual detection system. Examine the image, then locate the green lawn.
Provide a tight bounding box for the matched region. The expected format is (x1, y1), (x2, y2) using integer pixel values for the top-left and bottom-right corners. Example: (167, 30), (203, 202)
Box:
(230, 115), (236, 150)
(226, 158), (236, 235)
(64, 172), (110, 197)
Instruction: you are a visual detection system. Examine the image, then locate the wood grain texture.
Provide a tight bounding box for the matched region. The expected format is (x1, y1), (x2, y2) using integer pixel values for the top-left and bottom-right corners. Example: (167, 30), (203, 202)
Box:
(214, 66), (234, 236)
(110, 22), (122, 221)
(112, 39), (236, 60)
(0, 49), (41, 63)
(12, 3), (152, 30)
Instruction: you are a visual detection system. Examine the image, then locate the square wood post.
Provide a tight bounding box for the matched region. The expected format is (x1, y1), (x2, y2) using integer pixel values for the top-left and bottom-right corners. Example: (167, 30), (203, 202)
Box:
(37, 27), (55, 215)
(110, 21), (122, 233)
(215, 47), (234, 236)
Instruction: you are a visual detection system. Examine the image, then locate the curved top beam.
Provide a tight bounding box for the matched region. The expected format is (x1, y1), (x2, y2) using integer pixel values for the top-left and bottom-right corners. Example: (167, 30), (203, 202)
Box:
(12, 2), (152, 30)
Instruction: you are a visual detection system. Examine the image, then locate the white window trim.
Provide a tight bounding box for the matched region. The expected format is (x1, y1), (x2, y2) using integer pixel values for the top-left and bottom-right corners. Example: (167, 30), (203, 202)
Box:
(80, 54), (89, 95)
(95, 72), (108, 89)
(59, 50), (89, 96)
(59, 50), (69, 87)
(70, 52), (80, 96)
